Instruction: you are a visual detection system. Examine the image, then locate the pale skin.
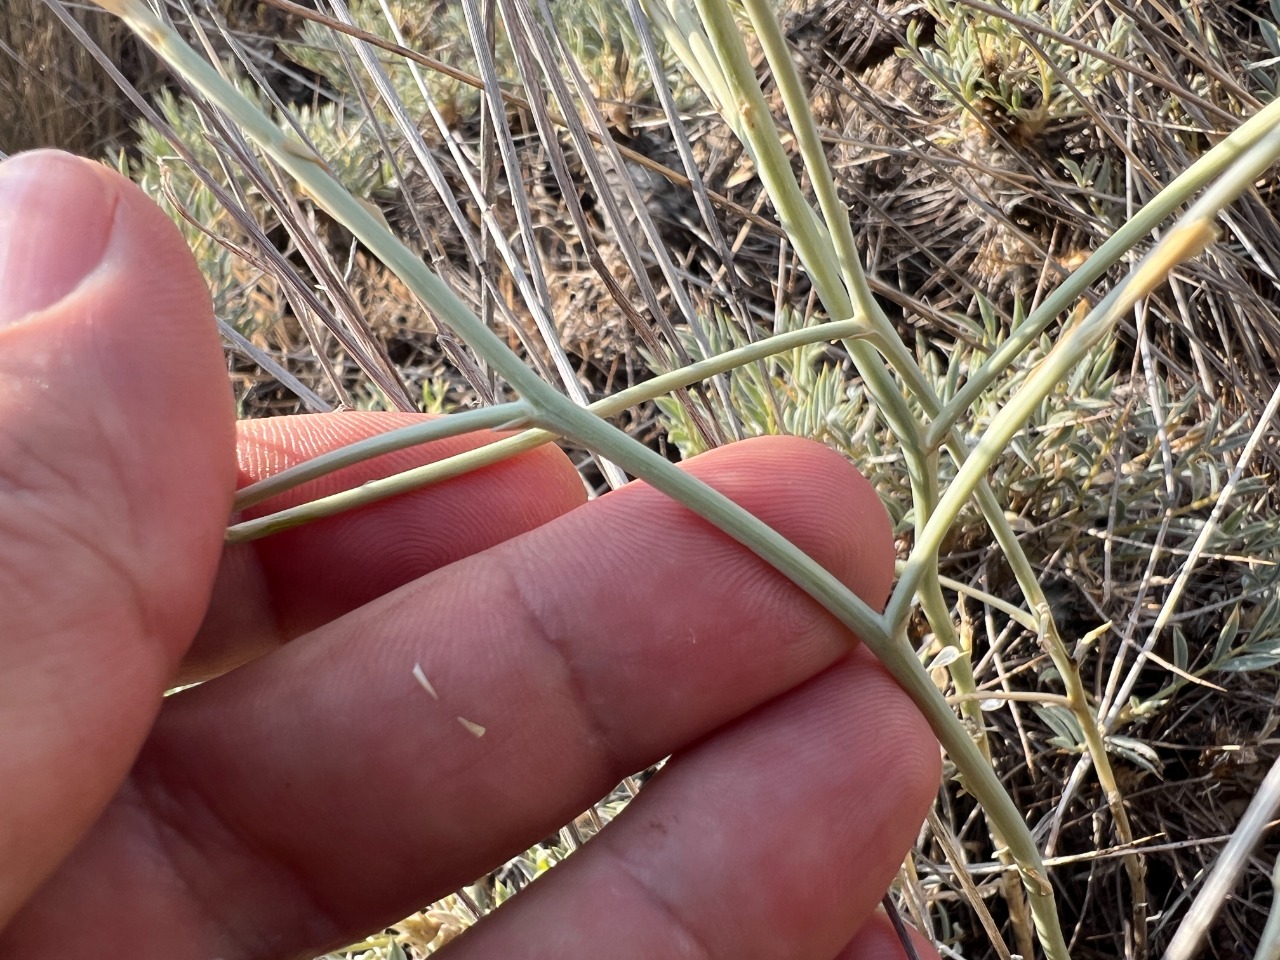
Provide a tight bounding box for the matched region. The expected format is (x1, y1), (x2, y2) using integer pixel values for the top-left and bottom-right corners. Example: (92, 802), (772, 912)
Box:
(0, 149), (940, 960)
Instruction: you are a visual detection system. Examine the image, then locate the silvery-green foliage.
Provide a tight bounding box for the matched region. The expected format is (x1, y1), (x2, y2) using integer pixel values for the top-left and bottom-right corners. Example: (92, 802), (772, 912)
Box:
(128, 76), (392, 337)
(906, 0), (1127, 129)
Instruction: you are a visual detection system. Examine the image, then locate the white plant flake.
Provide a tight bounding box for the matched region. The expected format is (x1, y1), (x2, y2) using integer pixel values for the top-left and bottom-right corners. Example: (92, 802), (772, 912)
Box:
(457, 717), (486, 738)
(412, 663), (439, 700)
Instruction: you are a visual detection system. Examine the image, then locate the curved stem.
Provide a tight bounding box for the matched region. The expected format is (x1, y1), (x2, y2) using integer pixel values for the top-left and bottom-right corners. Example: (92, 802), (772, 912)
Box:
(923, 92), (1280, 451)
(743, 48), (1268, 922)
(676, 1), (1063, 953)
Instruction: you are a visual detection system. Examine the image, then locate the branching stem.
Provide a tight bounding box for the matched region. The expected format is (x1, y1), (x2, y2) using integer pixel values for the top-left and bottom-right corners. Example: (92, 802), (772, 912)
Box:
(89, 4), (1280, 958)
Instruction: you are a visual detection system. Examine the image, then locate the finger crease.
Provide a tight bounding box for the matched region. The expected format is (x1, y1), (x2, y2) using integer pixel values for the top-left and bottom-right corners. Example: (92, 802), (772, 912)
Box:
(494, 543), (625, 783)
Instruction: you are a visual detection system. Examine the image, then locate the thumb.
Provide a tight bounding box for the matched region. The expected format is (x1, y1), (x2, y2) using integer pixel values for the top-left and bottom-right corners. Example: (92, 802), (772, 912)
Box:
(0, 151), (235, 922)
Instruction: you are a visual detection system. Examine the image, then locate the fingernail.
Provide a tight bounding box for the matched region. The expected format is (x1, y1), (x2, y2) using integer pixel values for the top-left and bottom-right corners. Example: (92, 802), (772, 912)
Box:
(0, 151), (116, 329)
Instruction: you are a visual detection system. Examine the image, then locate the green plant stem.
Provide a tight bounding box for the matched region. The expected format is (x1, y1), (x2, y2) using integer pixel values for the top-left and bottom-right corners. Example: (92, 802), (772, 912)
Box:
(742, 0), (1007, 770)
(1253, 857), (1280, 960)
(688, 0), (938, 523)
(737, 0), (877, 335)
(725, 0), (1070, 671)
(732, 0), (945, 425)
(673, 1), (1086, 952)
(227, 432), (530, 541)
(727, 0), (1030, 757)
(226, 318), (868, 540)
(924, 570), (1038, 632)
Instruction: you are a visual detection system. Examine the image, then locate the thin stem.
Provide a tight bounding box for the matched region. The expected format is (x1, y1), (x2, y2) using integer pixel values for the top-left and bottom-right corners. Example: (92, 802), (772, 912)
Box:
(686, 0), (850, 322)
(889, 110), (1280, 951)
(689, 0), (938, 522)
(679, 1), (1062, 953)
(924, 92), (1280, 451)
(227, 319), (868, 539)
(715, 6), (1280, 954)
(228, 433), (534, 541)
(1253, 857), (1280, 960)
(1166, 753), (1280, 960)
(233, 402), (532, 511)
(924, 569), (1039, 632)
(894, 113), (1278, 623)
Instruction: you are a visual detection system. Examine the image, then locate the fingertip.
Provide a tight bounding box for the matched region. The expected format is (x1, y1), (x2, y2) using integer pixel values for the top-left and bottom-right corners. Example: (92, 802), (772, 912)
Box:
(0, 151), (115, 329)
(0, 149), (234, 651)
(77, 153), (237, 633)
(729, 652), (940, 953)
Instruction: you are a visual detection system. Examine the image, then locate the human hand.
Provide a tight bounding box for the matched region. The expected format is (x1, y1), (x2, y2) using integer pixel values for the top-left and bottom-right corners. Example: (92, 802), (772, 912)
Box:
(0, 150), (939, 959)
